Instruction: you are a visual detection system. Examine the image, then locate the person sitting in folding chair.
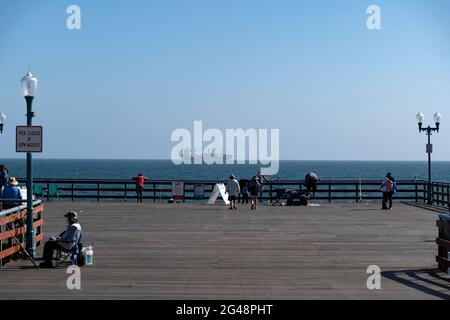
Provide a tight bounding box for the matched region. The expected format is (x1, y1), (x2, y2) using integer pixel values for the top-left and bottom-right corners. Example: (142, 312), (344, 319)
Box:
(39, 211), (82, 268)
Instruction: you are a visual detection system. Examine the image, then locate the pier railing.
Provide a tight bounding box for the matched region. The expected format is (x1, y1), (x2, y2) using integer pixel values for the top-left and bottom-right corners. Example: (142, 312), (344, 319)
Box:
(13, 178), (433, 204)
(0, 200), (44, 267)
(431, 182), (450, 209)
(436, 213), (450, 273)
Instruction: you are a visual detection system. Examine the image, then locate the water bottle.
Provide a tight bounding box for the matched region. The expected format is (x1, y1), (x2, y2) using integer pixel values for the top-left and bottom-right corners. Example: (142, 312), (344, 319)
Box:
(85, 245), (94, 265)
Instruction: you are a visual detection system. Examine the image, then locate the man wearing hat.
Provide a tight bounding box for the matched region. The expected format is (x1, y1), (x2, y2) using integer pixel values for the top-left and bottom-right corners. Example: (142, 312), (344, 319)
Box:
(1, 177), (22, 210)
(40, 211), (82, 268)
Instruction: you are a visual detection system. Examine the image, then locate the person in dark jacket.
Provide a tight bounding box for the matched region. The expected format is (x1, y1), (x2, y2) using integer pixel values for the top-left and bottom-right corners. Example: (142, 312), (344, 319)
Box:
(239, 179), (249, 204)
(249, 176), (261, 210)
(381, 172), (394, 210)
(40, 211), (82, 268)
(0, 164), (9, 191)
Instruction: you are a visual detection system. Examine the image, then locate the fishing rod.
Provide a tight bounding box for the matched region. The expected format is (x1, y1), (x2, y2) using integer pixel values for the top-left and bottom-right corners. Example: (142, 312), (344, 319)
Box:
(0, 216), (40, 271)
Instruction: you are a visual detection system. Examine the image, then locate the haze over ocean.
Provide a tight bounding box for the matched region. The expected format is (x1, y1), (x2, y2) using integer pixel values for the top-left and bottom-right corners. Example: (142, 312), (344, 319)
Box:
(1, 159), (449, 181)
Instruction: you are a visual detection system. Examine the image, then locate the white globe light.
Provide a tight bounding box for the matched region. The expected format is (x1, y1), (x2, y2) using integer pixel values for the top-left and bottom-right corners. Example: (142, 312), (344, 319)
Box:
(0, 112), (5, 124)
(416, 112), (424, 124)
(434, 112), (442, 124)
(21, 70), (38, 97)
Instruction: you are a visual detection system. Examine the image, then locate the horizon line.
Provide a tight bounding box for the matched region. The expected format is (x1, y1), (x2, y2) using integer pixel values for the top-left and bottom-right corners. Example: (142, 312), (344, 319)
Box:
(1, 158), (449, 162)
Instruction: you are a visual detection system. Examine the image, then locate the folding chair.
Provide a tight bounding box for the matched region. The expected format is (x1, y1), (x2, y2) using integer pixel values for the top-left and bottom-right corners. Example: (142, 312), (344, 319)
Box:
(53, 230), (83, 267)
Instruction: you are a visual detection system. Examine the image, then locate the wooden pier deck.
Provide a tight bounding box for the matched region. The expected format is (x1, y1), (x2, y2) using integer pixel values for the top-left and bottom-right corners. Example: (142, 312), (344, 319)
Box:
(1, 202), (449, 300)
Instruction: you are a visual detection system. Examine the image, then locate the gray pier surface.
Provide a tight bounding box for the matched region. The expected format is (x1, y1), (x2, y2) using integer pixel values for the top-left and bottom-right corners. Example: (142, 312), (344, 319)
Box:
(1, 202), (449, 300)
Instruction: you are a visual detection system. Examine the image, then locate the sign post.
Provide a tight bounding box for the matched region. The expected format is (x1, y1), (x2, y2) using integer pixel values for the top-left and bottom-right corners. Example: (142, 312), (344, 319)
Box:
(16, 125), (42, 257)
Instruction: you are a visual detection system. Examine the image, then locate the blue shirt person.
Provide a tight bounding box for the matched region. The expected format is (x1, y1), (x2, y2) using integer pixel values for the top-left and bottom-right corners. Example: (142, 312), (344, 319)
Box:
(1, 177), (22, 210)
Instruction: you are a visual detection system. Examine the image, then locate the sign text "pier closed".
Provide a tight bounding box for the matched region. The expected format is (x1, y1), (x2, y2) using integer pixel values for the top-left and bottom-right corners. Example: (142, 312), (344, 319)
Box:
(16, 126), (43, 153)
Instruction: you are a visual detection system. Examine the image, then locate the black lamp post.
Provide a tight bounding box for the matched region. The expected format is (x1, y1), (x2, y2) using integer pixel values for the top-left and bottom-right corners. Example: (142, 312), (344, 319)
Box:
(0, 113), (5, 133)
(21, 70), (38, 257)
(416, 111), (442, 205)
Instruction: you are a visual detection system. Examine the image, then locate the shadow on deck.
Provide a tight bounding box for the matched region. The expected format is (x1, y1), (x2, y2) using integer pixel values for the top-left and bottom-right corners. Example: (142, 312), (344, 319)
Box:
(0, 202), (448, 300)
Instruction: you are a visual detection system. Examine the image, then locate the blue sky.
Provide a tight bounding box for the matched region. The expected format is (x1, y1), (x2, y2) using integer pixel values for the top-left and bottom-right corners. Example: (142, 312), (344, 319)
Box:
(0, 0), (449, 160)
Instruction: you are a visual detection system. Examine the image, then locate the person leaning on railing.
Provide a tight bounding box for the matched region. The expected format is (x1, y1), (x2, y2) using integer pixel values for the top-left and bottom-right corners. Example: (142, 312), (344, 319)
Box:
(1, 177), (22, 210)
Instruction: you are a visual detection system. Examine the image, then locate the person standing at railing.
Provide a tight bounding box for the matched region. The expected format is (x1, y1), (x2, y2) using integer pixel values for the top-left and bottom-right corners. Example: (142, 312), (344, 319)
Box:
(1, 177), (22, 210)
(305, 172), (319, 198)
(132, 174), (150, 203)
(389, 176), (398, 209)
(256, 172), (268, 203)
(0, 164), (9, 192)
(381, 172), (394, 210)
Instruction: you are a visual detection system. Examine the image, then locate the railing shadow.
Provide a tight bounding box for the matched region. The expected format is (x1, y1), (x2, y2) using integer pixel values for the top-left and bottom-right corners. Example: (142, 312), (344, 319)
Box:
(382, 268), (450, 300)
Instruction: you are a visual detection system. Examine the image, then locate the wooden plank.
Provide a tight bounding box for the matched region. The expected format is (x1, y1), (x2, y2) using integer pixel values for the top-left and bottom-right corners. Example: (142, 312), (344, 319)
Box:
(436, 256), (450, 268)
(436, 238), (450, 250)
(0, 202), (445, 300)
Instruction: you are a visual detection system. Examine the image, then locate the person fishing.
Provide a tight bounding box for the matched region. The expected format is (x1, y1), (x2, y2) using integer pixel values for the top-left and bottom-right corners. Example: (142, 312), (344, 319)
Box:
(40, 211), (82, 268)
(305, 172), (319, 198)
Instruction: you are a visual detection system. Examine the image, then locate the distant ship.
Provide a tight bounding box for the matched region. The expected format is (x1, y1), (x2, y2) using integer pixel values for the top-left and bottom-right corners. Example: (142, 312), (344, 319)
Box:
(179, 148), (233, 163)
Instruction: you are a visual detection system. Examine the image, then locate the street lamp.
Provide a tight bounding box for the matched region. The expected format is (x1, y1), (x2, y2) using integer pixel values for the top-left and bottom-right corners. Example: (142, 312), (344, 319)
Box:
(416, 111), (442, 205)
(21, 70), (38, 257)
(0, 113), (5, 133)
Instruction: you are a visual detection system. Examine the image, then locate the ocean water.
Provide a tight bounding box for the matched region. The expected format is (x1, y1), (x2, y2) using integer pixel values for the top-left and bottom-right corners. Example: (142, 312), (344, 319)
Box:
(1, 159), (450, 182)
